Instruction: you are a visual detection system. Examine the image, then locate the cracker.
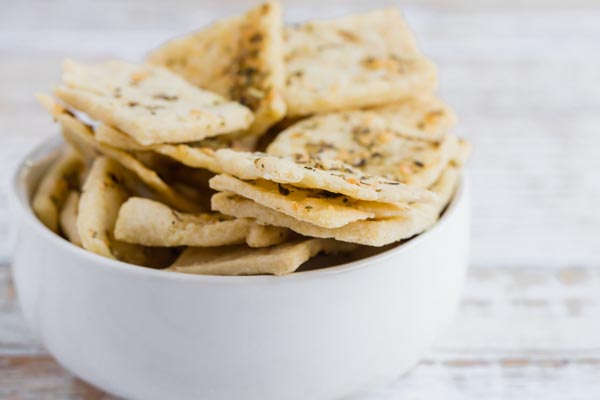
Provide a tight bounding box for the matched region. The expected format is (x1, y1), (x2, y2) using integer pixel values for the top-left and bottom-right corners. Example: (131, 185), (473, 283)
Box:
(37, 94), (203, 212)
(147, 15), (242, 97)
(267, 112), (459, 188)
(54, 60), (254, 145)
(37, 92), (99, 162)
(214, 149), (435, 203)
(283, 9), (437, 116)
(212, 193), (428, 246)
(78, 157), (177, 267)
(453, 138), (472, 167)
(367, 95), (457, 142)
(59, 190), (82, 246)
(77, 156), (136, 260)
(114, 197), (290, 248)
(95, 124), (253, 173)
(429, 166), (460, 206)
(233, 1), (286, 135)
(246, 223), (293, 248)
(211, 167), (459, 246)
(169, 238), (356, 276)
(147, 2), (286, 135)
(62, 116), (203, 212)
(209, 174), (411, 228)
(32, 147), (83, 233)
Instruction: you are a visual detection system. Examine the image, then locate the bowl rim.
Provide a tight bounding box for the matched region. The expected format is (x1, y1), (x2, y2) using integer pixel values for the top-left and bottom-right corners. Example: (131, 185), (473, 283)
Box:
(10, 135), (467, 283)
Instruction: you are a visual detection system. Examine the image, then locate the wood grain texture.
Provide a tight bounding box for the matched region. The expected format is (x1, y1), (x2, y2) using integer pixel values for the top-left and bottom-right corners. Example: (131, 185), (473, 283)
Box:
(3, 265), (600, 399)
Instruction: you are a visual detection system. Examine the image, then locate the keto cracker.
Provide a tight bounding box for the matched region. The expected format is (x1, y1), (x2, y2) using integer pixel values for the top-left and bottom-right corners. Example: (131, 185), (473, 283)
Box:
(267, 112), (459, 188)
(148, 2), (286, 135)
(59, 190), (82, 246)
(37, 94), (203, 212)
(209, 174), (411, 229)
(95, 124), (253, 173)
(214, 149), (435, 203)
(114, 197), (290, 248)
(55, 59), (254, 145)
(169, 238), (356, 276)
(32, 147), (83, 233)
(211, 166), (460, 247)
(283, 9), (437, 116)
(77, 157), (176, 267)
(453, 138), (472, 167)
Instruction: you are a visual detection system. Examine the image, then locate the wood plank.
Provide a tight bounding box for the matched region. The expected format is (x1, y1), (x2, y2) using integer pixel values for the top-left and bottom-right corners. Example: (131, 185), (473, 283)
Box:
(3, 352), (600, 400)
(0, 266), (44, 355)
(0, 355), (113, 400)
(356, 354), (600, 400)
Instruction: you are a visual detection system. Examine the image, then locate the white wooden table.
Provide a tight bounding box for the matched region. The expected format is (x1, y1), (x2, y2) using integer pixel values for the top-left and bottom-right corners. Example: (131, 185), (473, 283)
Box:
(1, 0), (600, 398)
(3, 265), (600, 399)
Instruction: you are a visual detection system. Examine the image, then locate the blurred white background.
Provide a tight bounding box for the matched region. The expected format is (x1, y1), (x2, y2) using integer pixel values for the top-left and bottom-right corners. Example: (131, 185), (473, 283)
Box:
(1, 0), (599, 268)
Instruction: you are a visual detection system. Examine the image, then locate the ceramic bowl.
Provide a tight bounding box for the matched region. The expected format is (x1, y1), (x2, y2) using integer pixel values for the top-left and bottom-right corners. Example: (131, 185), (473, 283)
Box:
(9, 137), (470, 400)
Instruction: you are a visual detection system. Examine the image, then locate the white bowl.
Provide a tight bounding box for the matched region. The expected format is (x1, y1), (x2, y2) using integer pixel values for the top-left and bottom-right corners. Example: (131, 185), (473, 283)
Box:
(9, 137), (470, 400)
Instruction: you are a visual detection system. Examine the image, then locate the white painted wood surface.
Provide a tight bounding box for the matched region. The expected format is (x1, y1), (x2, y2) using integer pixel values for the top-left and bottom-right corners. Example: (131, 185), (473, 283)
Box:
(3, 265), (600, 399)
(1, 1), (599, 398)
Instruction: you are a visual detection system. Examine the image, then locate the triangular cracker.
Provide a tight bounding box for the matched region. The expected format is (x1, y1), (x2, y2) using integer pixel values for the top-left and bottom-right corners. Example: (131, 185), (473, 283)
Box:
(55, 60), (254, 145)
(114, 197), (290, 248)
(169, 238), (356, 276)
(148, 2), (286, 135)
(214, 149), (436, 203)
(283, 9), (437, 116)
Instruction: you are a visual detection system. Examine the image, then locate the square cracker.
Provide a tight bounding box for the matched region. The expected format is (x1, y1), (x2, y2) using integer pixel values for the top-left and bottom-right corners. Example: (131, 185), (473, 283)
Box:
(114, 197), (290, 248)
(54, 59), (254, 145)
(147, 2), (286, 135)
(209, 174), (411, 229)
(283, 8), (437, 116)
(267, 111), (459, 188)
(214, 149), (436, 203)
(169, 238), (356, 276)
(211, 166), (460, 247)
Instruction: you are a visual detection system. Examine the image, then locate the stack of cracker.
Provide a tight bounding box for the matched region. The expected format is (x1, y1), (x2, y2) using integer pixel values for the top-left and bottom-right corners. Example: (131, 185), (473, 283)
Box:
(33, 2), (470, 275)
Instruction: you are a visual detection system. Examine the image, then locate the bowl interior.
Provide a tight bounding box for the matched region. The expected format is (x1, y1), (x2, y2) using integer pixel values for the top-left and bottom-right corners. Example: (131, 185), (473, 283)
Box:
(11, 136), (465, 280)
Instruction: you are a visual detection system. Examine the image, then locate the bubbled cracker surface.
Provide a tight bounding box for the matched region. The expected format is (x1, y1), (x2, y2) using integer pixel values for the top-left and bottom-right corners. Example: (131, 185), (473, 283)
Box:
(55, 60), (254, 145)
(283, 9), (437, 116)
(267, 110), (459, 188)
